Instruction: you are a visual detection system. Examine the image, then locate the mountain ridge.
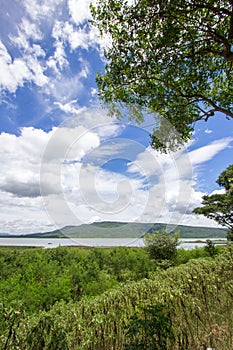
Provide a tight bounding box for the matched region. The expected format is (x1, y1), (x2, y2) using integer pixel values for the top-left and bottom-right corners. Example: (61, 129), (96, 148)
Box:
(3, 221), (227, 239)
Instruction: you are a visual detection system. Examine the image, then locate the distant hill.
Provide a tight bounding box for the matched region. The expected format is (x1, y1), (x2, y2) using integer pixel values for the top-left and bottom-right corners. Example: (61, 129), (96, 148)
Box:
(17, 221), (227, 239)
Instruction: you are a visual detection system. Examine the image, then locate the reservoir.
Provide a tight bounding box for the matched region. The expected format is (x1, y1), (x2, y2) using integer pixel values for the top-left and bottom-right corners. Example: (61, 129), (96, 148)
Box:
(0, 237), (227, 249)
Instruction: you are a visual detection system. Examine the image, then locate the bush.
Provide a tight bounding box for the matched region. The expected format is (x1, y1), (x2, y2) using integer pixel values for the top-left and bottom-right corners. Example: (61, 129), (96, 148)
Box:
(144, 230), (179, 267)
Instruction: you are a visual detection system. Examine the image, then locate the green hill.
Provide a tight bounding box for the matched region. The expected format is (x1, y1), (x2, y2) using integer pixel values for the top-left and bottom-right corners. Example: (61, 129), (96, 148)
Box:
(23, 221), (227, 239)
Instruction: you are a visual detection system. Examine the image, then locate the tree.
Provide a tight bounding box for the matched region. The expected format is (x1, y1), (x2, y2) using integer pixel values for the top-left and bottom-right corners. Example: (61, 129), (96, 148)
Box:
(194, 164), (233, 240)
(204, 239), (218, 257)
(91, 0), (233, 151)
(143, 230), (179, 267)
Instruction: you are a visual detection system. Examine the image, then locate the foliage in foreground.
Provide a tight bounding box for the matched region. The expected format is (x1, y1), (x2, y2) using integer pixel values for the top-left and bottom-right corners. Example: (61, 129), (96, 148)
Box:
(0, 242), (215, 315)
(0, 246), (153, 313)
(91, 0), (233, 152)
(1, 247), (233, 350)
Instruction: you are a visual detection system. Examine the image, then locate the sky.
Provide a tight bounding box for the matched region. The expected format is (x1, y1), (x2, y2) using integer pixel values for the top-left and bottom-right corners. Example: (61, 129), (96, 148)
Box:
(0, 0), (232, 235)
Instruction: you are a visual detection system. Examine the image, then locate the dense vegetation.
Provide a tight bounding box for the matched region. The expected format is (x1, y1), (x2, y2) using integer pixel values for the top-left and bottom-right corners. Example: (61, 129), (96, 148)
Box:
(0, 246), (154, 314)
(0, 242), (231, 349)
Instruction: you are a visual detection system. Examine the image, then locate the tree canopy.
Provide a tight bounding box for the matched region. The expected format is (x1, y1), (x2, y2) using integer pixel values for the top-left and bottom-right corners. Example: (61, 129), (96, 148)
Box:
(143, 230), (179, 267)
(194, 164), (233, 240)
(91, 0), (233, 151)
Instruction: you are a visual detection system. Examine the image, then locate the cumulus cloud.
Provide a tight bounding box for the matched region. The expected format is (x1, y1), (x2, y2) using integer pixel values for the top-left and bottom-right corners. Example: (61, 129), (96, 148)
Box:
(0, 41), (32, 92)
(0, 108), (123, 232)
(126, 137), (233, 228)
(0, 180), (41, 198)
(0, 128), (46, 198)
(0, 121), (230, 233)
(0, 112), (110, 201)
(68, 0), (93, 25)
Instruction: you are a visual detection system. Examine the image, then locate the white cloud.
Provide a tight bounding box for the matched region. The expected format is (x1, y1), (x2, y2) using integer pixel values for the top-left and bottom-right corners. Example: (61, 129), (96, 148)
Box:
(0, 121), (230, 233)
(69, 26), (92, 50)
(23, 0), (65, 21)
(189, 138), (233, 165)
(54, 99), (84, 114)
(58, 162), (150, 226)
(0, 129), (89, 231)
(27, 55), (49, 86)
(0, 128), (48, 196)
(51, 16), (110, 54)
(68, 0), (93, 25)
(0, 0), (109, 107)
(42, 129), (229, 230)
(125, 137), (233, 228)
(44, 73), (84, 101)
(209, 188), (225, 195)
(0, 31), (49, 92)
(53, 20), (98, 51)
(13, 17), (43, 45)
(205, 128), (213, 134)
(0, 40), (32, 92)
(0, 107), (122, 232)
(47, 42), (69, 75)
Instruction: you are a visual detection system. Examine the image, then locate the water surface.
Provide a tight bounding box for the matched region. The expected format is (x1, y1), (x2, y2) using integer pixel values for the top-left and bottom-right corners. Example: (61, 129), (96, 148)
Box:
(0, 237), (227, 249)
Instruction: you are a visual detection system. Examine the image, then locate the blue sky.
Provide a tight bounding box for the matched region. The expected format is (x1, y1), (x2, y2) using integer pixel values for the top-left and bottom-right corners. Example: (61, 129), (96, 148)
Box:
(0, 0), (232, 234)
